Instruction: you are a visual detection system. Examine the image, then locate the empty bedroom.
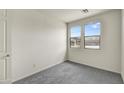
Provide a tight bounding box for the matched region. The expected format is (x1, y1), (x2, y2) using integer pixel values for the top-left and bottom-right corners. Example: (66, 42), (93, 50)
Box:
(0, 9), (124, 84)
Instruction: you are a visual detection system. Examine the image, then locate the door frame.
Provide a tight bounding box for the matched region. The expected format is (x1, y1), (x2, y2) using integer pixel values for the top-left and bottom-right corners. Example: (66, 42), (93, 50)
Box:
(0, 9), (11, 84)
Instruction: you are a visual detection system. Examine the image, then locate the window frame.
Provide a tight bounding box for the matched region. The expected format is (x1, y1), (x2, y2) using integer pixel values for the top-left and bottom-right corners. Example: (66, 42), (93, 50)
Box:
(69, 25), (82, 48)
(83, 21), (101, 50)
(68, 20), (102, 50)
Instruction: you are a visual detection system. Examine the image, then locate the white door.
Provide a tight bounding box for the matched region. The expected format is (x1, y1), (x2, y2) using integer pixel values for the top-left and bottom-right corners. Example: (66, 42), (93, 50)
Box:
(0, 9), (11, 83)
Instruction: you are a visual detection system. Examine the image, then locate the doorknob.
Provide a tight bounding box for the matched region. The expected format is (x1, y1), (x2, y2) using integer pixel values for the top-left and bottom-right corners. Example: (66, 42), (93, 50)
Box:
(5, 54), (10, 58)
(0, 54), (10, 60)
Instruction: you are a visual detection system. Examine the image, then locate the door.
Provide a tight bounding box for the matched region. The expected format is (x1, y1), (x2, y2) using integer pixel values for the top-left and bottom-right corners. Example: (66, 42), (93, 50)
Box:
(0, 9), (11, 82)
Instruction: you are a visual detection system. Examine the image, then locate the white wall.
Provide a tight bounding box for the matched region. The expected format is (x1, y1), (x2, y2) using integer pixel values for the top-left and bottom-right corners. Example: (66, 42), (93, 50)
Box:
(121, 10), (124, 81)
(7, 10), (67, 82)
(68, 10), (121, 73)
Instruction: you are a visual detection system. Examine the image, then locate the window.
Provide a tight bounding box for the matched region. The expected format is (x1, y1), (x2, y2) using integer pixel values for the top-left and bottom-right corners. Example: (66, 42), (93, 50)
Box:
(70, 26), (81, 48)
(84, 21), (101, 49)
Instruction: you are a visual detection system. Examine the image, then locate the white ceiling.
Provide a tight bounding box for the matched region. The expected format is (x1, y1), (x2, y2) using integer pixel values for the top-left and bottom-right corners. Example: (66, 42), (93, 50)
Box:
(38, 9), (110, 23)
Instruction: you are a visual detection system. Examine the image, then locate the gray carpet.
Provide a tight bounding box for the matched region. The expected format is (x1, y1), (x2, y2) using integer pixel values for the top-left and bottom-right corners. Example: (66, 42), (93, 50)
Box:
(13, 61), (123, 84)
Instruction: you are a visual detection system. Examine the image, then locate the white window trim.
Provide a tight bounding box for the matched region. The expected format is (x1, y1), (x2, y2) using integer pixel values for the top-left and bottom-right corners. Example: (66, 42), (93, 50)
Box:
(68, 19), (102, 50)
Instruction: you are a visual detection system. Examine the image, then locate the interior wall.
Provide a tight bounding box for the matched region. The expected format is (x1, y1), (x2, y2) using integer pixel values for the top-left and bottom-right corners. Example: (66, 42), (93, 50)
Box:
(121, 10), (124, 81)
(7, 10), (67, 82)
(68, 10), (121, 73)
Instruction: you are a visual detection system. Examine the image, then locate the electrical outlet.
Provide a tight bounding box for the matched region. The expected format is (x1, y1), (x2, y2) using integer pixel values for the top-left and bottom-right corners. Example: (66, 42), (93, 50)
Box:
(33, 64), (36, 68)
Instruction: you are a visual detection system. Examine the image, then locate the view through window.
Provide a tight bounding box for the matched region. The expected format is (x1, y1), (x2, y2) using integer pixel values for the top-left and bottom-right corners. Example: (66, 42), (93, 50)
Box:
(70, 26), (81, 48)
(84, 21), (101, 49)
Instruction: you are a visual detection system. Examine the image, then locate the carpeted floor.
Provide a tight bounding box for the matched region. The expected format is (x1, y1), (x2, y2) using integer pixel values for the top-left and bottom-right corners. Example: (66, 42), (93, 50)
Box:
(13, 61), (123, 84)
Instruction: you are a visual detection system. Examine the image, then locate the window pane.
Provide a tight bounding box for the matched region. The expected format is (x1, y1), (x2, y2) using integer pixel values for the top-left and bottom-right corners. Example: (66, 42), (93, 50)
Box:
(84, 22), (101, 49)
(70, 26), (81, 48)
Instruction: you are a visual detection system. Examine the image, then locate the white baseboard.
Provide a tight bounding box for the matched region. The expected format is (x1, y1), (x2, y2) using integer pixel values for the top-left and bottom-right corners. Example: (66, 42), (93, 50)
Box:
(68, 60), (120, 74)
(12, 61), (63, 83)
(0, 80), (11, 84)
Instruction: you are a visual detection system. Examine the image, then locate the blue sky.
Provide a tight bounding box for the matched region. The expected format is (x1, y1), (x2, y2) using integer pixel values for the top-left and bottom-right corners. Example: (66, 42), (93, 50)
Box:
(71, 26), (81, 37)
(71, 22), (101, 37)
